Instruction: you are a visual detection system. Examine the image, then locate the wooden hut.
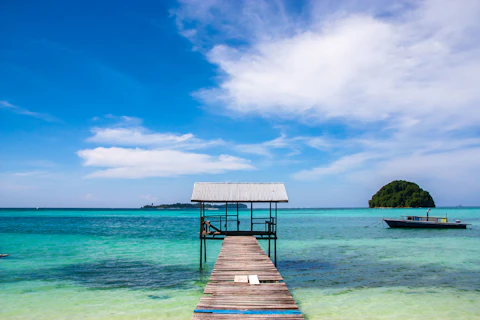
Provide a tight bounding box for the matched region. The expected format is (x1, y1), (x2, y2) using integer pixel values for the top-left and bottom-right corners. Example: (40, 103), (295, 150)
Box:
(191, 182), (288, 267)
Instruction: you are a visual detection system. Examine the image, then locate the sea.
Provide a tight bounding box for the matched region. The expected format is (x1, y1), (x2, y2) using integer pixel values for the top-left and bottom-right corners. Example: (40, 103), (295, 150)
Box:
(1, 208), (479, 319)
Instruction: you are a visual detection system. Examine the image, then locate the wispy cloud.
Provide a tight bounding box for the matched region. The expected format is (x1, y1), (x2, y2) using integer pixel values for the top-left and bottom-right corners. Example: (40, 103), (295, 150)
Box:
(93, 114), (144, 127)
(87, 127), (225, 149)
(236, 134), (305, 157)
(292, 132), (480, 203)
(293, 153), (375, 180)
(0, 100), (60, 122)
(12, 171), (50, 177)
(79, 115), (254, 178)
(85, 116), (320, 157)
(9, 170), (62, 180)
(79, 116), (341, 178)
(77, 147), (254, 178)
(87, 114), (226, 150)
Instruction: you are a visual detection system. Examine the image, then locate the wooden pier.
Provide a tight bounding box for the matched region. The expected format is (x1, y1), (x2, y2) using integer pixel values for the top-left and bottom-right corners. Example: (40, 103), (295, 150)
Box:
(193, 236), (303, 319)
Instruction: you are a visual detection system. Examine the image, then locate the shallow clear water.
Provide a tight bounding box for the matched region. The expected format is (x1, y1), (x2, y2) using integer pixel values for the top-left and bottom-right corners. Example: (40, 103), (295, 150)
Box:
(1, 208), (479, 319)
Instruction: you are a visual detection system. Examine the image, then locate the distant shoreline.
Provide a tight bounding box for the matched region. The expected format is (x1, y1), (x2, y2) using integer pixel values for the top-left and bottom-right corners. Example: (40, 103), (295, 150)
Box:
(0, 206), (478, 210)
(142, 203), (248, 209)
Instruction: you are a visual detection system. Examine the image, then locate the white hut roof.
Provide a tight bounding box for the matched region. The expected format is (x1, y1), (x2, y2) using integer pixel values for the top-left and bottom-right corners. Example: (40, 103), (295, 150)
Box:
(191, 182), (288, 202)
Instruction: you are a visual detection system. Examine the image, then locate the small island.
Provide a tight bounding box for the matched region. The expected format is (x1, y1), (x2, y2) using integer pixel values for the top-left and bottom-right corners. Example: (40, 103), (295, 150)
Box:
(369, 180), (435, 208)
(142, 203), (248, 209)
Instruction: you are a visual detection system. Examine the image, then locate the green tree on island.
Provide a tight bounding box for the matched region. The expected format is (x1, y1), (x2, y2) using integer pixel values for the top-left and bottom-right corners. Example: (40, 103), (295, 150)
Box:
(369, 180), (435, 208)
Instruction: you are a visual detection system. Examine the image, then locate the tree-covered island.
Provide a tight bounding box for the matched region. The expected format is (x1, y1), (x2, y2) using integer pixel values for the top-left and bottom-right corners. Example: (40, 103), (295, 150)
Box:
(142, 203), (248, 209)
(369, 180), (435, 208)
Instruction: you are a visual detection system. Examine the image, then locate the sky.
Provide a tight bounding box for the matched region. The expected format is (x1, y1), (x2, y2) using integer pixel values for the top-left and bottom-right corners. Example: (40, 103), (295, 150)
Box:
(1, 0), (480, 208)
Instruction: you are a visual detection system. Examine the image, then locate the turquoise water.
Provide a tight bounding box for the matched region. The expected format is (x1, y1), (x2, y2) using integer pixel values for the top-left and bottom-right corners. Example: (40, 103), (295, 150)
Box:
(1, 208), (479, 319)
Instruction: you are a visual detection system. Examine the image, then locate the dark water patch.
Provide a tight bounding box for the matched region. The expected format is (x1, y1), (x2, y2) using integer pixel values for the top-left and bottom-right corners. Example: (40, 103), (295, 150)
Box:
(280, 254), (480, 292)
(148, 294), (169, 300)
(21, 289), (35, 294)
(280, 260), (335, 271)
(58, 259), (201, 290)
(2, 259), (208, 291)
(0, 216), (200, 240)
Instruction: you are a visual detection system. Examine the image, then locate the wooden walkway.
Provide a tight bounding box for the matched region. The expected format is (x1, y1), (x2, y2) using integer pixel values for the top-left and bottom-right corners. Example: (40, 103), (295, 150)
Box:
(193, 236), (303, 319)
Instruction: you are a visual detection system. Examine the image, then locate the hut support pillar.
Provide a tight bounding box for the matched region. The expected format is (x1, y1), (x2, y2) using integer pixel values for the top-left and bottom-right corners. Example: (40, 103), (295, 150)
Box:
(199, 202), (208, 268)
(269, 202), (272, 257)
(250, 202), (253, 231)
(274, 202), (277, 266)
(204, 237), (207, 262)
(274, 236), (277, 267)
(268, 223), (271, 257)
(199, 202), (203, 268)
(200, 238), (202, 268)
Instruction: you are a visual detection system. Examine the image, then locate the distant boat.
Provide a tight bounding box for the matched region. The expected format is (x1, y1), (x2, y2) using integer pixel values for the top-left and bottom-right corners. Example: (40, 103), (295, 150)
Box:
(383, 209), (470, 229)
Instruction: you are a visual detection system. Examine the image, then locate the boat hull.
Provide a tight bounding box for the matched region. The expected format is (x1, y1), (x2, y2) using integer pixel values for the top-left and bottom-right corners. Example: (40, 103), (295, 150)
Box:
(383, 219), (468, 229)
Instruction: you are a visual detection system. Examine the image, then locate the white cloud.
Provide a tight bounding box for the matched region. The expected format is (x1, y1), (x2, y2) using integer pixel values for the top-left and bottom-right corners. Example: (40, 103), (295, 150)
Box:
(85, 118), (315, 157)
(77, 147), (254, 178)
(197, 3), (480, 128)
(0, 100), (59, 122)
(176, 0), (480, 203)
(173, 0), (298, 50)
(88, 127), (191, 145)
(178, 0), (480, 140)
(87, 127), (224, 149)
(78, 117), (314, 179)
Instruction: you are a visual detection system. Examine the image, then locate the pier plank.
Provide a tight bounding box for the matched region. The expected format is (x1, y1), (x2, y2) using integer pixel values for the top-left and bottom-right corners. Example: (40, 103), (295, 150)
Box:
(192, 236), (303, 319)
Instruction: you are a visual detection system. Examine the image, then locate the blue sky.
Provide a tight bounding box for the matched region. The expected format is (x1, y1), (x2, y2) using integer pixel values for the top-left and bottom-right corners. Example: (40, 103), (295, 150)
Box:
(1, 0), (480, 208)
